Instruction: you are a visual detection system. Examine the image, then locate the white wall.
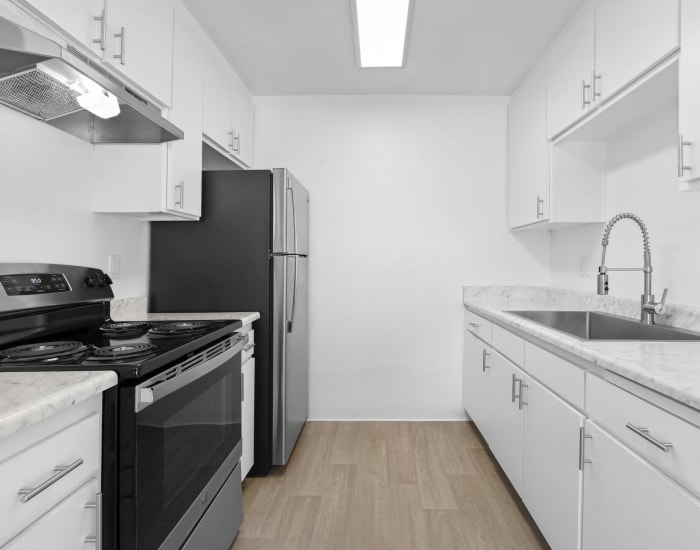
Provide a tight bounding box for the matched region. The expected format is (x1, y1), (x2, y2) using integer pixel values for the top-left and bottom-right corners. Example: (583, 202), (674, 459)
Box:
(254, 95), (551, 420)
(0, 106), (150, 298)
(551, 101), (700, 307)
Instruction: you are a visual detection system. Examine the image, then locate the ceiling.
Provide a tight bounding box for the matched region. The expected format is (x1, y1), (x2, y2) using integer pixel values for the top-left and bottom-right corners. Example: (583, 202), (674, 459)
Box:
(182, 0), (586, 96)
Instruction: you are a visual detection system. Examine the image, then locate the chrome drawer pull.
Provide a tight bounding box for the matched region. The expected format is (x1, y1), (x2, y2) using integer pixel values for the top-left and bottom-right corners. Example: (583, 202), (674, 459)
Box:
(18, 458), (84, 502)
(468, 322), (479, 329)
(482, 349), (490, 372)
(626, 423), (673, 452)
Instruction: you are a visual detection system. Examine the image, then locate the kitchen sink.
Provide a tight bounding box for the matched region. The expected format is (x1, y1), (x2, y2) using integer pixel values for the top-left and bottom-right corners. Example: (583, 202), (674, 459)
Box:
(507, 310), (700, 341)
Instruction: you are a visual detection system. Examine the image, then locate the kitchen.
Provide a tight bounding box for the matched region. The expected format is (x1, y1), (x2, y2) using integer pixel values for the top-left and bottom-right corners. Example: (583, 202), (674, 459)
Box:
(1, 0), (700, 548)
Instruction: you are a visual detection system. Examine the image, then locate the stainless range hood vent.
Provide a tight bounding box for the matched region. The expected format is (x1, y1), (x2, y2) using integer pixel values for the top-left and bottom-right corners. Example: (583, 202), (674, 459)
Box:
(0, 15), (183, 144)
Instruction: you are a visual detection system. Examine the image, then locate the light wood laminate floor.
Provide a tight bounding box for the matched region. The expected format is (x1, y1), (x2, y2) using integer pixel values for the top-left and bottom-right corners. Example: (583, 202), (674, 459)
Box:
(232, 421), (549, 550)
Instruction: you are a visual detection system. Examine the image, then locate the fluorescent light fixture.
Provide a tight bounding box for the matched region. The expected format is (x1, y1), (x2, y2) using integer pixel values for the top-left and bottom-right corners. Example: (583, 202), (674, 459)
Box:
(353, 0), (412, 68)
(76, 89), (120, 119)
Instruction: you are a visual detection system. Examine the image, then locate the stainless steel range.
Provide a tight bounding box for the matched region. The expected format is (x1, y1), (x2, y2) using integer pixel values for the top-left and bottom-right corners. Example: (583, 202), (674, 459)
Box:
(0, 263), (246, 550)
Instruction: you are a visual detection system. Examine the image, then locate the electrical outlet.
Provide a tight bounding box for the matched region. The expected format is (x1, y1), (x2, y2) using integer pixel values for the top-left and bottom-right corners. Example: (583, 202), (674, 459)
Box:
(108, 255), (121, 281)
(579, 256), (591, 276)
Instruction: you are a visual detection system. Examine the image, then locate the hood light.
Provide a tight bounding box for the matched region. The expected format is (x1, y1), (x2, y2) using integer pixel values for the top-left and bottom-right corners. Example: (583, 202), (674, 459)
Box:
(76, 89), (120, 119)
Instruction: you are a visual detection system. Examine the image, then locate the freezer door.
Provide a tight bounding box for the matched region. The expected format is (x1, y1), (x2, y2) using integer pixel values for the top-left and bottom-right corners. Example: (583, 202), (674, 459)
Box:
(272, 169), (309, 255)
(271, 255), (309, 465)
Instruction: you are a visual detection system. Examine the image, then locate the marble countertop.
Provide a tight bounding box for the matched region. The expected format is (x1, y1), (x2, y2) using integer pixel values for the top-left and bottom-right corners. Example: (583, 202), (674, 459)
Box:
(463, 286), (700, 412)
(110, 297), (260, 327)
(0, 371), (118, 439)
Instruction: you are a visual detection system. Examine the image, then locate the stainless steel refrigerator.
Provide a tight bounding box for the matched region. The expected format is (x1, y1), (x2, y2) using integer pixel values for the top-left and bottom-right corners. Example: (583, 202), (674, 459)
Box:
(149, 168), (309, 474)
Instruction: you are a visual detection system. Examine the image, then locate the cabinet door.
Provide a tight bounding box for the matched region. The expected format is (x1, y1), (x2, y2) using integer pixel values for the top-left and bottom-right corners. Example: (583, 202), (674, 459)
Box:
(104, 0), (174, 105)
(508, 59), (548, 228)
(462, 328), (491, 428)
(582, 422), (700, 550)
(4, 479), (99, 550)
(203, 42), (234, 153)
(19, 0), (104, 57)
(595, 0), (679, 102)
(486, 352), (524, 496)
(241, 357), (255, 480)
(546, 0), (595, 138)
(522, 375), (584, 550)
(679, 0), (700, 185)
(166, 2), (203, 218)
(232, 74), (255, 168)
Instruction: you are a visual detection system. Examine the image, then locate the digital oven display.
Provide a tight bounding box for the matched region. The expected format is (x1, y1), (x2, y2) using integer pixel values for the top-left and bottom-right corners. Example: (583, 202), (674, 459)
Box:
(0, 273), (70, 296)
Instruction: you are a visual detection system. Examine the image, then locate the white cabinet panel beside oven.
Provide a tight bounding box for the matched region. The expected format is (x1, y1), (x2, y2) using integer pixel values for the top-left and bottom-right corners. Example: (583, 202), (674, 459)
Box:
(462, 308), (700, 550)
(237, 323), (256, 480)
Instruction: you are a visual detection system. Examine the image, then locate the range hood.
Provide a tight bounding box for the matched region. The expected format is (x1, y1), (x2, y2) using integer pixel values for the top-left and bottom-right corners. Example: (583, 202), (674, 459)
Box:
(0, 15), (183, 144)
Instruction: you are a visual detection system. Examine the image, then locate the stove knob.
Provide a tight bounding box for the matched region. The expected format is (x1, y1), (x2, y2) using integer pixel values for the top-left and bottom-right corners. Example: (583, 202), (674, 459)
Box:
(101, 273), (114, 286)
(85, 273), (99, 288)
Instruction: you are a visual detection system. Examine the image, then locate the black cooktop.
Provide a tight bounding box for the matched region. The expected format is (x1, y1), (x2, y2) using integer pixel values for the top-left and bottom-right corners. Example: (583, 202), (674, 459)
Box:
(0, 319), (242, 379)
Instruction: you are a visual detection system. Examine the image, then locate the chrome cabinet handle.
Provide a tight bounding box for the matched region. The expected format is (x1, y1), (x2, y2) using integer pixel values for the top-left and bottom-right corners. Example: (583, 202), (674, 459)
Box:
(18, 458), (84, 502)
(228, 130), (235, 150)
(84, 492), (102, 549)
(536, 195), (544, 218)
(592, 72), (601, 103)
(93, 10), (106, 50)
(174, 182), (184, 208)
(678, 135), (692, 177)
(233, 132), (241, 154)
(581, 79), (591, 109)
(579, 428), (592, 470)
(518, 381), (527, 410)
(512, 376), (525, 409)
(481, 349), (490, 372)
(626, 423), (673, 452)
(511, 373), (518, 403)
(468, 322), (479, 330)
(243, 343), (255, 352)
(113, 27), (126, 65)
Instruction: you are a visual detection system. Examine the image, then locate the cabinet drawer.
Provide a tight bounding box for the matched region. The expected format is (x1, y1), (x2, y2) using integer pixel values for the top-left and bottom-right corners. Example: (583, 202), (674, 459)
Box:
(586, 375), (700, 496)
(3, 478), (99, 550)
(0, 413), (100, 545)
(524, 342), (584, 409)
(491, 324), (525, 366)
(465, 310), (492, 343)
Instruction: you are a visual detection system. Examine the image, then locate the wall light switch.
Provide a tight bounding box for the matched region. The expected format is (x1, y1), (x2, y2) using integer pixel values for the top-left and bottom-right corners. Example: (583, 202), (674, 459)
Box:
(579, 256), (591, 276)
(108, 254), (121, 280)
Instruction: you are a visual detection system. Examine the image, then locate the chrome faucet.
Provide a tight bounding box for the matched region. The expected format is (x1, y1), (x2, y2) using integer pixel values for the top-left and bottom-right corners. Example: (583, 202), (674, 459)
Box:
(597, 213), (668, 325)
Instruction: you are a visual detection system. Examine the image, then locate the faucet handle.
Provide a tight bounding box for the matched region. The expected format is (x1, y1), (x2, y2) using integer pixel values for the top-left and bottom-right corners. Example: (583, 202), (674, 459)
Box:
(654, 288), (669, 315)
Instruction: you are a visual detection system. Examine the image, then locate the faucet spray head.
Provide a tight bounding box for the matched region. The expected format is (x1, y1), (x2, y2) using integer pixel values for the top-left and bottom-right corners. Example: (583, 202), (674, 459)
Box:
(597, 267), (609, 295)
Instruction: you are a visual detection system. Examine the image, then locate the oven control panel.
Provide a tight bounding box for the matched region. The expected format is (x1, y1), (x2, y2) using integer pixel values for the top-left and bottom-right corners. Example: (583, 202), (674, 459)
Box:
(0, 273), (70, 296)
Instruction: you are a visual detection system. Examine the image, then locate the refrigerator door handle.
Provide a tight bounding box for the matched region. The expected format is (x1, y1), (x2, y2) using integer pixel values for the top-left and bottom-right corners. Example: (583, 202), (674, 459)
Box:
(287, 177), (298, 254)
(287, 255), (298, 333)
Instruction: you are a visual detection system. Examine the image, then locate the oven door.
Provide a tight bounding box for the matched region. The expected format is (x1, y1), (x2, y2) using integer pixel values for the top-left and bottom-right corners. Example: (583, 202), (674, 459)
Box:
(119, 334), (246, 550)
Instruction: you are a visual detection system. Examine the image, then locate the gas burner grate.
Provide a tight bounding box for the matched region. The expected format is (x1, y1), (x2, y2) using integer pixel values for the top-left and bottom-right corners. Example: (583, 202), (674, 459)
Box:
(100, 321), (151, 338)
(0, 341), (94, 363)
(148, 321), (212, 339)
(86, 343), (158, 363)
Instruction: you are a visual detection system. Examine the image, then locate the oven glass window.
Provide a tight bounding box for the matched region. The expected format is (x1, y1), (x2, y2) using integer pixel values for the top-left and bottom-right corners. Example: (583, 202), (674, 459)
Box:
(135, 357), (241, 549)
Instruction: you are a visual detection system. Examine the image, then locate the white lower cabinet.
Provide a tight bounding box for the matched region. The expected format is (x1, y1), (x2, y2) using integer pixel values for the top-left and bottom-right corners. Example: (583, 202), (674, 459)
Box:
(4, 479), (100, 550)
(487, 352), (525, 496)
(238, 323), (256, 480)
(462, 325), (492, 431)
(582, 421), (700, 550)
(522, 375), (584, 550)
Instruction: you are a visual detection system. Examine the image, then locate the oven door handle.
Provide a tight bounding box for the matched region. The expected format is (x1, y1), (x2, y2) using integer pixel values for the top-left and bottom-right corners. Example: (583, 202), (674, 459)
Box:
(135, 334), (247, 412)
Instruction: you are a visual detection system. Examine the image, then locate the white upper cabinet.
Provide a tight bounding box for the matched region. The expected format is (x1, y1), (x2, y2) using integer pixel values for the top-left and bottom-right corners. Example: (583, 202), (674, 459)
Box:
(232, 73), (255, 168)
(203, 42), (235, 154)
(166, 2), (204, 217)
(103, 0), (175, 106)
(546, 0), (595, 139)
(679, 0), (700, 188)
(92, 0), (203, 220)
(547, 0), (679, 139)
(595, 0), (679, 103)
(18, 0), (105, 57)
(508, 59), (549, 228)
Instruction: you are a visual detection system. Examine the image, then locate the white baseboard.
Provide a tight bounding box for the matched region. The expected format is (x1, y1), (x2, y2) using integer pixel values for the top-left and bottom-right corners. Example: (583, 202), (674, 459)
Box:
(308, 406), (468, 421)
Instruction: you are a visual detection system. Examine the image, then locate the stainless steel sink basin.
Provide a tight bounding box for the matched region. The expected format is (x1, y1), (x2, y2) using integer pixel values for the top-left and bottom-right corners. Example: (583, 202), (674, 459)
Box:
(507, 310), (700, 341)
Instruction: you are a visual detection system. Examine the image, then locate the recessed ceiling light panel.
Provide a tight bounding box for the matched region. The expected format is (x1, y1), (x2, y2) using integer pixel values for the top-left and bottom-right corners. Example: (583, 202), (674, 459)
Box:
(353, 0), (413, 68)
